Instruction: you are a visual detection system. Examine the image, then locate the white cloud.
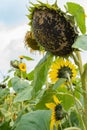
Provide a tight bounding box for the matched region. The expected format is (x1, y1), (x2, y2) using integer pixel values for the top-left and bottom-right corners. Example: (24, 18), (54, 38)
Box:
(0, 23), (29, 51)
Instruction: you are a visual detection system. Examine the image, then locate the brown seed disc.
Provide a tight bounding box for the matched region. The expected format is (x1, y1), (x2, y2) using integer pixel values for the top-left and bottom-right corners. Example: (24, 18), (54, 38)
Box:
(32, 8), (78, 56)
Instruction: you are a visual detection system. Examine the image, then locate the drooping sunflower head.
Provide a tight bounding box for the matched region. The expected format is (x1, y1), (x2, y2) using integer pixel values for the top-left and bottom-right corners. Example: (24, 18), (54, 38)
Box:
(19, 63), (26, 72)
(46, 95), (64, 130)
(49, 58), (77, 83)
(24, 31), (40, 51)
(27, 1), (78, 56)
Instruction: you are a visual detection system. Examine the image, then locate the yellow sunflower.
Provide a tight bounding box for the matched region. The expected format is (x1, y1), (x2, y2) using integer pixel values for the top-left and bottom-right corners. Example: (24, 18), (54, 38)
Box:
(19, 63), (26, 72)
(49, 59), (77, 83)
(46, 95), (64, 130)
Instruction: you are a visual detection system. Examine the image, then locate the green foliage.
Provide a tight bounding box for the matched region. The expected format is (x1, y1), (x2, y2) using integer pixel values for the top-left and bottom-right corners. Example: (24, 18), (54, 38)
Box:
(32, 53), (53, 95)
(14, 86), (33, 103)
(11, 77), (29, 93)
(0, 88), (9, 99)
(2, 76), (10, 83)
(12, 110), (24, 130)
(27, 70), (34, 81)
(0, 120), (11, 130)
(70, 110), (80, 127)
(58, 108), (83, 129)
(72, 35), (87, 50)
(36, 88), (56, 109)
(13, 110), (51, 130)
(66, 2), (86, 34)
(0, 1), (87, 130)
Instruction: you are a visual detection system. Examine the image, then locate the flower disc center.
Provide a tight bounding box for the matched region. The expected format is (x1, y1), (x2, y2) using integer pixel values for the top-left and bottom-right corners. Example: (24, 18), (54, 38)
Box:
(58, 66), (72, 79)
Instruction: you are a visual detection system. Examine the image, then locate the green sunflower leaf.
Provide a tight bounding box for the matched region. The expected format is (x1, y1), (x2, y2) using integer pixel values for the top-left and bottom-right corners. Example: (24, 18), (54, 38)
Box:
(0, 120), (11, 130)
(66, 2), (86, 34)
(11, 77), (29, 93)
(14, 86), (33, 103)
(0, 88), (10, 99)
(32, 52), (53, 95)
(26, 70), (34, 81)
(72, 35), (87, 50)
(13, 110), (51, 130)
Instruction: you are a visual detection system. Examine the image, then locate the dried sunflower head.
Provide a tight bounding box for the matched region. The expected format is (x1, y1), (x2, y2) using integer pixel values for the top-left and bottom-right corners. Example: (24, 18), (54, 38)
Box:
(28, 1), (78, 56)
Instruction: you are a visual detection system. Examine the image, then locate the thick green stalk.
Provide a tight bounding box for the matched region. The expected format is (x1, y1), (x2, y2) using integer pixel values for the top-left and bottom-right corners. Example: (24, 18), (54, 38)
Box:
(81, 66), (87, 129)
(74, 51), (87, 129)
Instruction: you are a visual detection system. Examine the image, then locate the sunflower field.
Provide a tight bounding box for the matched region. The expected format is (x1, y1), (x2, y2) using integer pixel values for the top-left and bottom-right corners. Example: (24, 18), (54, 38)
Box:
(0, 1), (87, 130)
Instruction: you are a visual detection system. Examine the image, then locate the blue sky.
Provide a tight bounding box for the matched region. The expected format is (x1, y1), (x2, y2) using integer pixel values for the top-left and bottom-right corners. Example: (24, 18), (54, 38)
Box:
(0, 0), (87, 26)
(0, 0), (29, 26)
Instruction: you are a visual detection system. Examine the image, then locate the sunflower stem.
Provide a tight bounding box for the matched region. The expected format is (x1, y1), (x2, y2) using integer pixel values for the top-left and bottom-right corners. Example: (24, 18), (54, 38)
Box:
(66, 72), (86, 129)
(66, 113), (72, 127)
(46, 77), (49, 89)
(72, 52), (79, 65)
(73, 51), (87, 130)
(75, 51), (83, 75)
(59, 123), (63, 130)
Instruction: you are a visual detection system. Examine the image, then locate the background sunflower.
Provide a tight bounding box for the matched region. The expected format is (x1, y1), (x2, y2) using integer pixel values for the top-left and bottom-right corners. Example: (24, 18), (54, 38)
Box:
(49, 59), (77, 83)
(46, 95), (64, 130)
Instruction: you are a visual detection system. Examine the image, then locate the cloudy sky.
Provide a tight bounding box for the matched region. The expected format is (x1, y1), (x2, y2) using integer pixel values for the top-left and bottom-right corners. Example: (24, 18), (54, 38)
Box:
(0, 0), (87, 80)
